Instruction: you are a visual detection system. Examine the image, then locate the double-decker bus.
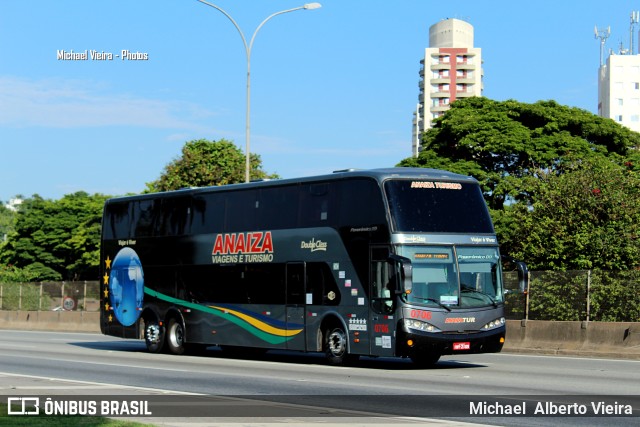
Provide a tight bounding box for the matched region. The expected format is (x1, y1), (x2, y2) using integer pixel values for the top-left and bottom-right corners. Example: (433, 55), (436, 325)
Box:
(100, 168), (526, 365)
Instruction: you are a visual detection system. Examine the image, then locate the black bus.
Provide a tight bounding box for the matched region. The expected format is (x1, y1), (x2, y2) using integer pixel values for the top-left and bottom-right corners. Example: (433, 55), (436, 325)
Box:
(100, 168), (526, 365)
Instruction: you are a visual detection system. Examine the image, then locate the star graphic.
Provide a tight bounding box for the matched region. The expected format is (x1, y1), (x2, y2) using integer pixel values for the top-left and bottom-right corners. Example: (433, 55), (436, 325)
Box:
(105, 256), (112, 270)
(108, 314), (113, 322)
(103, 273), (109, 285)
(104, 303), (110, 311)
(103, 288), (109, 298)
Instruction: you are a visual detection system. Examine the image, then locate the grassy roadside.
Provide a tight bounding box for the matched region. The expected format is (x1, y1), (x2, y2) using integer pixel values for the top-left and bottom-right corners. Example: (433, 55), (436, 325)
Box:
(0, 404), (156, 427)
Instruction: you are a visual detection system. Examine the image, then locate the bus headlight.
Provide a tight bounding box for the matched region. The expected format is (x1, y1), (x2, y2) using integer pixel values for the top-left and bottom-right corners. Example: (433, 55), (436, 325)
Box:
(482, 317), (505, 331)
(404, 318), (441, 333)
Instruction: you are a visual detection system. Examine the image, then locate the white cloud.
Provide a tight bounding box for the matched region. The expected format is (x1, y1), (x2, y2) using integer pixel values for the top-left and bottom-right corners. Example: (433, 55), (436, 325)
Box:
(0, 76), (216, 131)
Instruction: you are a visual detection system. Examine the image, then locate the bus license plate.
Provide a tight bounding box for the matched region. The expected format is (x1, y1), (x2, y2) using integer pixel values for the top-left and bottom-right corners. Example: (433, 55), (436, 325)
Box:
(453, 342), (470, 351)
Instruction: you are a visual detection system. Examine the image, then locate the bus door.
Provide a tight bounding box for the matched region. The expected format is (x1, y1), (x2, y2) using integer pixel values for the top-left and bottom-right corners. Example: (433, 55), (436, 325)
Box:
(369, 247), (396, 357)
(285, 262), (306, 351)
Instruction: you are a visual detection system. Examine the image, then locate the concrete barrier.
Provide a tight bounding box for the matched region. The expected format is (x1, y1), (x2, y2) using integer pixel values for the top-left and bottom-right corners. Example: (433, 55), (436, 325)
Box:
(504, 319), (640, 359)
(0, 310), (100, 333)
(1, 311), (639, 360)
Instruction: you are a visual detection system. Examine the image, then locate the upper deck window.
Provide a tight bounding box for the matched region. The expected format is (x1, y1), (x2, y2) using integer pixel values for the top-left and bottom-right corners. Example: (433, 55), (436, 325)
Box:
(384, 179), (493, 233)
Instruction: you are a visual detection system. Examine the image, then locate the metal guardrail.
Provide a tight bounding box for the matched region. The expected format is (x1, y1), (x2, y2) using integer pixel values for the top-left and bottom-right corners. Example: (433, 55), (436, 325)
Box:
(504, 270), (640, 322)
(0, 281), (100, 312)
(1, 271), (639, 322)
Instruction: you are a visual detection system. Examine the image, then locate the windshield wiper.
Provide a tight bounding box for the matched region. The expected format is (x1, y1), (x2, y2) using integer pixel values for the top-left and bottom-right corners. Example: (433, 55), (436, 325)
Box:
(411, 296), (452, 312)
(461, 287), (498, 307)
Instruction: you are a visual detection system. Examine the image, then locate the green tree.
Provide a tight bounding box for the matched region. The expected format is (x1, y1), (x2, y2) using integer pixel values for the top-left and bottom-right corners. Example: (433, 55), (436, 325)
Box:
(0, 202), (16, 242)
(502, 159), (640, 271)
(0, 264), (41, 283)
(399, 97), (640, 210)
(399, 98), (640, 320)
(589, 270), (640, 322)
(527, 271), (587, 321)
(146, 139), (279, 192)
(0, 192), (108, 281)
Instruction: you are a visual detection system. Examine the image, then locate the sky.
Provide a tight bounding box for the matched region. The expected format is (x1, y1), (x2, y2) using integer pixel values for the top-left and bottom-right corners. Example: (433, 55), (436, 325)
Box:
(1, 0), (638, 202)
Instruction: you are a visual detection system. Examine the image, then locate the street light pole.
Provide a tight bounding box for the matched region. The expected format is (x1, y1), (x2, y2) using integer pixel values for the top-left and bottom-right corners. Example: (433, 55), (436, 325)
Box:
(197, 1), (322, 183)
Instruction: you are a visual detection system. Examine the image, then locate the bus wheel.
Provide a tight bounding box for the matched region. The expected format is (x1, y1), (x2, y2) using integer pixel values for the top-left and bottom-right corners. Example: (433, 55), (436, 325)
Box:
(410, 352), (440, 367)
(166, 318), (186, 355)
(144, 317), (165, 354)
(324, 326), (348, 365)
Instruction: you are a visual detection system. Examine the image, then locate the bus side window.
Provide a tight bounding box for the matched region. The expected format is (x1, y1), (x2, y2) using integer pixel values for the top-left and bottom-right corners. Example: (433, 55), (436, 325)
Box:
(300, 183), (332, 227)
(286, 263), (305, 305)
(322, 264), (341, 306)
(371, 259), (395, 314)
(132, 199), (157, 237)
(191, 194), (225, 235)
(305, 263), (339, 306)
(106, 202), (130, 240)
(244, 264), (285, 305)
(226, 190), (258, 232)
(258, 185), (299, 230)
(306, 263), (322, 305)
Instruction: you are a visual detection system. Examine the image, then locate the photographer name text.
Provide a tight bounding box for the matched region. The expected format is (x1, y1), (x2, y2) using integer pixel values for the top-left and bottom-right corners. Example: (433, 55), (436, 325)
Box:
(470, 400), (633, 416)
(57, 49), (148, 61)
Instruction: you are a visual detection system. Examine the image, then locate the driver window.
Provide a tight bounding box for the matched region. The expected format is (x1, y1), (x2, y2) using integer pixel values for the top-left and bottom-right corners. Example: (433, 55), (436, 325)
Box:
(409, 263), (459, 305)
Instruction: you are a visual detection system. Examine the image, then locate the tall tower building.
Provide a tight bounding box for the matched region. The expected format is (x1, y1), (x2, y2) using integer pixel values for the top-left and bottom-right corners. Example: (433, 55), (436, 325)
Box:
(412, 18), (483, 156)
(598, 54), (640, 133)
(598, 54), (640, 132)
(596, 12), (640, 133)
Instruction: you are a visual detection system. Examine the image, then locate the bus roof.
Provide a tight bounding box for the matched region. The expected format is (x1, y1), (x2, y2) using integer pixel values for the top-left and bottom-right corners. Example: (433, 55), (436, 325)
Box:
(106, 167), (479, 204)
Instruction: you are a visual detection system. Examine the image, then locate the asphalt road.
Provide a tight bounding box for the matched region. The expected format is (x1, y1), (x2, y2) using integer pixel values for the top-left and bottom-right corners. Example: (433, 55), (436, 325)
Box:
(0, 330), (638, 426)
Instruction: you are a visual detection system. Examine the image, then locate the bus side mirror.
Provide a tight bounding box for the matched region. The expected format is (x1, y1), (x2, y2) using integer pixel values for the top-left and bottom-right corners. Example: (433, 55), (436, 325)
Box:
(502, 255), (529, 295)
(389, 255), (412, 295)
(516, 261), (529, 294)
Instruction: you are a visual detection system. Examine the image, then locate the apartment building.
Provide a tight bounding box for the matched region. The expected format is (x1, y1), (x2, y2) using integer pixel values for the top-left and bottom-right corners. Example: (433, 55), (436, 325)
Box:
(413, 18), (483, 156)
(598, 53), (640, 133)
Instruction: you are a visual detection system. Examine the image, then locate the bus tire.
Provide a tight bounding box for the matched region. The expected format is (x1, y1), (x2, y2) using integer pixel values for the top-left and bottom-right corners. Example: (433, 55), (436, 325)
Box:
(324, 326), (348, 365)
(166, 318), (186, 355)
(144, 316), (165, 354)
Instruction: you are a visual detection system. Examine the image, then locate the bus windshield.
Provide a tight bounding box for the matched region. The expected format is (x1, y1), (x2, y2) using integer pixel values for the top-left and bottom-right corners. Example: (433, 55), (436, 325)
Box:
(398, 246), (503, 308)
(384, 179), (494, 233)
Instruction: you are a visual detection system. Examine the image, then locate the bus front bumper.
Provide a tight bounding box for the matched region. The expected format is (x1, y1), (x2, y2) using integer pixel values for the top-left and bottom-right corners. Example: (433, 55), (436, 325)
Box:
(398, 325), (505, 356)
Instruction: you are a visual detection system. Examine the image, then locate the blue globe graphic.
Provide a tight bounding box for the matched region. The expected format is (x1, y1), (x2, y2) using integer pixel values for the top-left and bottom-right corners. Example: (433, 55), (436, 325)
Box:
(109, 247), (144, 326)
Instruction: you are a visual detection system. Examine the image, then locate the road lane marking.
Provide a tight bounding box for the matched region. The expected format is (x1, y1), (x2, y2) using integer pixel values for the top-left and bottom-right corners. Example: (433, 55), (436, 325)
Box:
(0, 371), (203, 395)
(2, 343), (38, 349)
(0, 352), (193, 373)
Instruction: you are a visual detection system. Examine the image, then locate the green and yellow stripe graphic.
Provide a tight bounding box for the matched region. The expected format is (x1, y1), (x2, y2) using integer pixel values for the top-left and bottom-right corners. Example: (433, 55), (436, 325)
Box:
(144, 287), (303, 345)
